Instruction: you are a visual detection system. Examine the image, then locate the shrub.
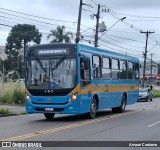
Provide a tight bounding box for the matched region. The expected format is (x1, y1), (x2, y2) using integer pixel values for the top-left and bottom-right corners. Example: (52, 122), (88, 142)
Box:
(153, 90), (160, 98)
(0, 108), (10, 114)
(12, 89), (25, 104)
(3, 92), (14, 104)
(0, 82), (25, 104)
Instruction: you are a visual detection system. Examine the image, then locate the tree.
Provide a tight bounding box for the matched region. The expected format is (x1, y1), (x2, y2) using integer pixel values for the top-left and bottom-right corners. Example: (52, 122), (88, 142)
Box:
(47, 26), (73, 43)
(5, 24), (42, 78)
(6, 24), (42, 58)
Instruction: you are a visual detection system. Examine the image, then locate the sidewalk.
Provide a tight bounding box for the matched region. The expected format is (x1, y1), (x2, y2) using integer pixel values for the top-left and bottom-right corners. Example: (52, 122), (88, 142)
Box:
(0, 104), (26, 115)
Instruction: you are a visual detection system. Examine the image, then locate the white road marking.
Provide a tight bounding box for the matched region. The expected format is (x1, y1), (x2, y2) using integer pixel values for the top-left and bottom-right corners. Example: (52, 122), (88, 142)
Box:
(148, 120), (160, 127)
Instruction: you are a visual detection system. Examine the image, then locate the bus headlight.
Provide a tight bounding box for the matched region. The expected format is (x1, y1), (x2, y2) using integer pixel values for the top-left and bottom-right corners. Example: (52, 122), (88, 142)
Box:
(69, 93), (77, 102)
(25, 94), (31, 102)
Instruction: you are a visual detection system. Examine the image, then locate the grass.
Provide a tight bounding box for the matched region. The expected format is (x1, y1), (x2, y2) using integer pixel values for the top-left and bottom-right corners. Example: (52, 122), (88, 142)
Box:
(0, 108), (26, 117)
(0, 81), (25, 104)
(0, 108), (10, 115)
(153, 89), (160, 98)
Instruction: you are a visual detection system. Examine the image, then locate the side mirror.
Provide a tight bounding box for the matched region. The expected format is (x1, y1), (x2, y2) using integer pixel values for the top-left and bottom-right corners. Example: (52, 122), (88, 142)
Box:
(84, 59), (89, 70)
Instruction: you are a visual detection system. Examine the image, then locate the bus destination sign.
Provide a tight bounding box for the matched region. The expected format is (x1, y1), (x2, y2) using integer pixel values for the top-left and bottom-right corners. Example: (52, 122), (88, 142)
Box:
(38, 49), (69, 55)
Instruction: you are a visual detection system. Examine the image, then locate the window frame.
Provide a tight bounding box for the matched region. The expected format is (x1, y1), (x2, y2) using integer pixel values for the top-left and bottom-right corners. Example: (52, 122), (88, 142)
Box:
(92, 54), (101, 78)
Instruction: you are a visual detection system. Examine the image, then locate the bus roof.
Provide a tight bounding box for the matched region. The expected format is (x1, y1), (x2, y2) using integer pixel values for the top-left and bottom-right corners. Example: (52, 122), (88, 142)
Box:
(28, 43), (139, 62)
(77, 44), (139, 62)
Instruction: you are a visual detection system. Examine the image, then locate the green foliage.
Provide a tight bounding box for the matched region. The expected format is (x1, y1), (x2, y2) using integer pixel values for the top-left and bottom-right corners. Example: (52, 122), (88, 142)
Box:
(0, 108), (10, 115)
(12, 89), (25, 104)
(0, 82), (25, 104)
(5, 24), (42, 77)
(153, 89), (160, 98)
(1, 92), (13, 104)
(6, 24), (42, 57)
(12, 71), (19, 81)
(47, 25), (73, 43)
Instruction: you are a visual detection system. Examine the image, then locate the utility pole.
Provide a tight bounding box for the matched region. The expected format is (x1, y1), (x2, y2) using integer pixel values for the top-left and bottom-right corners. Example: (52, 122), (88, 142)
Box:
(141, 31), (155, 87)
(94, 4), (100, 47)
(150, 53), (153, 83)
(75, 0), (83, 43)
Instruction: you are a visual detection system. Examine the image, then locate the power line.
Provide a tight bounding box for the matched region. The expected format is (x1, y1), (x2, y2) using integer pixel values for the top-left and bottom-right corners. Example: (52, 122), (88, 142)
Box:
(0, 15), (58, 31)
(90, 0), (98, 6)
(102, 5), (141, 32)
(100, 38), (143, 53)
(0, 7), (76, 23)
(105, 34), (155, 45)
(114, 11), (160, 19)
(0, 23), (12, 27)
(99, 42), (143, 57)
(0, 11), (77, 30)
(106, 36), (144, 49)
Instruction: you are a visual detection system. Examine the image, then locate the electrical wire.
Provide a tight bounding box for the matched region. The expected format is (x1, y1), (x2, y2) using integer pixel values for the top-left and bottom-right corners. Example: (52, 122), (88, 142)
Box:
(99, 42), (143, 57)
(0, 7), (76, 23)
(106, 35), (144, 49)
(0, 11), (77, 30)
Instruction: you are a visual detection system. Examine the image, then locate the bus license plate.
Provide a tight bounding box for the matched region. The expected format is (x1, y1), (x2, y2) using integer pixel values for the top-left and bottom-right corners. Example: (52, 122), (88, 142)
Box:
(45, 108), (54, 111)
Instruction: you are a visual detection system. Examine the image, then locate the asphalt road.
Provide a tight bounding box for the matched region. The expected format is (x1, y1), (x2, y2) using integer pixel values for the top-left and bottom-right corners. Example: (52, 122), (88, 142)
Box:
(1, 98), (160, 150)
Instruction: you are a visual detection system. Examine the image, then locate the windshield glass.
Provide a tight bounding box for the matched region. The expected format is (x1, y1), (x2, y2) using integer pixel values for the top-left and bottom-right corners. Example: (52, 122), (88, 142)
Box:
(27, 57), (77, 89)
(139, 88), (148, 92)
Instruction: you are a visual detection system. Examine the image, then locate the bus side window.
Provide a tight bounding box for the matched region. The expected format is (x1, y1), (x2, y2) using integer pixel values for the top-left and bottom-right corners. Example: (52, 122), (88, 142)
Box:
(119, 60), (127, 79)
(111, 59), (119, 79)
(134, 63), (139, 79)
(80, 60), (85, 79)
(127, 62), (133, 79)
(92, 55), (101, 78)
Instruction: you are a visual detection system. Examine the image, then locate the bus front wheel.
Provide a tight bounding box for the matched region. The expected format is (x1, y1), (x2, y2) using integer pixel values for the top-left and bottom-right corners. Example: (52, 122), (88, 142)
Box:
(87, 98), (97, 119)
(44, 113), (55, 120)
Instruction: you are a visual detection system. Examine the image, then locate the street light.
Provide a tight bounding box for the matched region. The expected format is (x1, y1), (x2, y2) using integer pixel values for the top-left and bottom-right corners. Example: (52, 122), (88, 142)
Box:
(98, 17), (126, 40)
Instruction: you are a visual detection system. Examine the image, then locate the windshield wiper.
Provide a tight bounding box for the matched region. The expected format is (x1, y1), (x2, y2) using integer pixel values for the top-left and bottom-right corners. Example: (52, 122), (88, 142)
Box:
(36, 57), (47, 72)
(52, 56), (66, 71)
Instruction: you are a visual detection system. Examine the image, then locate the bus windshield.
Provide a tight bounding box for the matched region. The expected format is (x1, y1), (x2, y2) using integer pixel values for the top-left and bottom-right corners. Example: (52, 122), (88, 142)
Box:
(27, 57), (77, 89)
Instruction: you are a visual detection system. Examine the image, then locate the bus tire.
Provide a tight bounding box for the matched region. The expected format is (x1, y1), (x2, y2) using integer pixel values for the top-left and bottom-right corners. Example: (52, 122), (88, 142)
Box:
(87, 98), (97, 119)
(112, 95), (126, 113)
(44, 113), (55, 120)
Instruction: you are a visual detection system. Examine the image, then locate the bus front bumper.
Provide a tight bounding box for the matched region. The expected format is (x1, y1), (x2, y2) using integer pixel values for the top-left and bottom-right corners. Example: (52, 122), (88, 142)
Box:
(25, 100), (81, 114)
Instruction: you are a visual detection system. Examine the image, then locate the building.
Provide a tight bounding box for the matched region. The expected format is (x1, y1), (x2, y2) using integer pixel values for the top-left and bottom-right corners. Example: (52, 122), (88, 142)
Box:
(0, 46), (7, 60)
(140, 61), (158, 83)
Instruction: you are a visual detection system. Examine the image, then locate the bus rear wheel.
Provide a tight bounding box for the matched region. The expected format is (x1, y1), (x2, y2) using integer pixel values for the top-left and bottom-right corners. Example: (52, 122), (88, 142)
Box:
(112, 95), (126, 113)
(87, 98), (97, 119)
(44, 113), (55, 120)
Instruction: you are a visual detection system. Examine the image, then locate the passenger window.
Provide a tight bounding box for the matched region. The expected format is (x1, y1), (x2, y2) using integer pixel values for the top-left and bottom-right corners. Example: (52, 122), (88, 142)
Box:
(133, 63), (139, 79)
(127, 62), (133, 79)
(102, 57), (111, 79)
(92, 55), (101, 78)
(119, 60), (127, 79)
(111, 59), (119, 79)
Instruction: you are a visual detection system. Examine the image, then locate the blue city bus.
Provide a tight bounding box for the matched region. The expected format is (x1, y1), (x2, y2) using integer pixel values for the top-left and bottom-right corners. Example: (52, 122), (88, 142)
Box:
(25, 43), (140, 119)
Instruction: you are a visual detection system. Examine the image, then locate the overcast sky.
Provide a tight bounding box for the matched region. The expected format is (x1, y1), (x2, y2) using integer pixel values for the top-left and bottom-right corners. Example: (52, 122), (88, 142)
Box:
(0, 0), (160, 61)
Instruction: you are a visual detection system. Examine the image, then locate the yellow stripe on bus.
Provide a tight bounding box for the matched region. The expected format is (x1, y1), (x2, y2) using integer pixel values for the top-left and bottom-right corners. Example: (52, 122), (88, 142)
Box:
(70, 84), (139, 95)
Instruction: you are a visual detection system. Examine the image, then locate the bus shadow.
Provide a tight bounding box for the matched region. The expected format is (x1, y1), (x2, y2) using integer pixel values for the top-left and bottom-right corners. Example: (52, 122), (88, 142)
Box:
(33, 109), (133, 123)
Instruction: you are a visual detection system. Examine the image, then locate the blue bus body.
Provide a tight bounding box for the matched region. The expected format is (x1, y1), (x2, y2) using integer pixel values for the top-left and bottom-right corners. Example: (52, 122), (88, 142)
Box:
(25, 43), (139, 118)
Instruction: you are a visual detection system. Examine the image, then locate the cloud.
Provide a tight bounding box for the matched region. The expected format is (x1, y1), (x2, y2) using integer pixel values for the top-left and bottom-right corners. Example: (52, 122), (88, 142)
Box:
(104, 0), (160, 9)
